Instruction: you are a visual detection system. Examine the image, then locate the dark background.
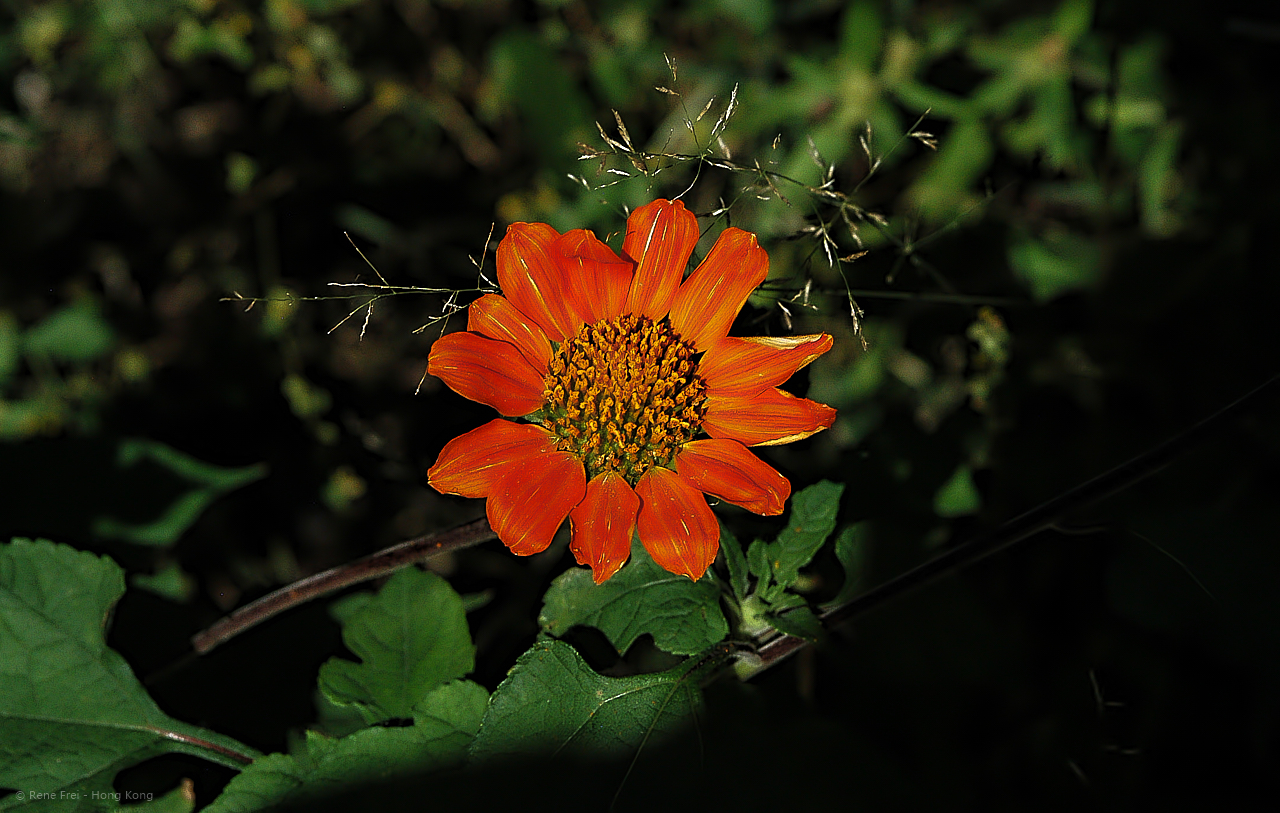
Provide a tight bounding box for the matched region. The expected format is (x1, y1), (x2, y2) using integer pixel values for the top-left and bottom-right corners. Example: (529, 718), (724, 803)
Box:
(2, 0), (1277, 809)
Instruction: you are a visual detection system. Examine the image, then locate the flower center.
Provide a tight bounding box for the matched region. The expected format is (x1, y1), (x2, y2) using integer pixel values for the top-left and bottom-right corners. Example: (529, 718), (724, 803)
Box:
(542, 314), (707, 484)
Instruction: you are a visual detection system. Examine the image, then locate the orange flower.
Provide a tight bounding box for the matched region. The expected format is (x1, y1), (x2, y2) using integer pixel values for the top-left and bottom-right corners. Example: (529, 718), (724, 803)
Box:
(428, 199), (836, 582)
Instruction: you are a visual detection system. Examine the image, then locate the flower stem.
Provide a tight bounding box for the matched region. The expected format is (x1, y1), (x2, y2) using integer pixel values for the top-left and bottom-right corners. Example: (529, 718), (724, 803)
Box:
(188, 516), (495, 655)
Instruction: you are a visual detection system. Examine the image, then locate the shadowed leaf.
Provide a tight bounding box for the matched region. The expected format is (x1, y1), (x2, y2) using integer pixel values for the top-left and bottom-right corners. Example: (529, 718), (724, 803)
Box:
(470, 639), (727, 763)
(539, 538), (728, 656)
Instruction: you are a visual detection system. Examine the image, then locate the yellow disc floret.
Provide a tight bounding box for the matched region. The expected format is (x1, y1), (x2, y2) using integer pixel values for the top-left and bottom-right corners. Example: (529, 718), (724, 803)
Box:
(542, 314), (707, 484)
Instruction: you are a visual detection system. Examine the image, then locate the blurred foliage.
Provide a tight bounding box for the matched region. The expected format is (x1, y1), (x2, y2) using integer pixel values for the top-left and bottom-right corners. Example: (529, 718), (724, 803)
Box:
(1, 0), (1277, 809)
(0, 436), (265, 546)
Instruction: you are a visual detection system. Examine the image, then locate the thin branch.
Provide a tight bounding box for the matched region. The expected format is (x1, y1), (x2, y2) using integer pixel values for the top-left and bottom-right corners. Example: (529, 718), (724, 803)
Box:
(753, 283), (1026, 308)
(189, 517), (495, 655)
(344, 231), (390, 286)
(739, 370), (1280, 680)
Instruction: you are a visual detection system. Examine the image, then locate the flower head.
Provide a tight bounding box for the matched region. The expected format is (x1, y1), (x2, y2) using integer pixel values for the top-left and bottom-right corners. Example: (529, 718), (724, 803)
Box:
(428, 199), (835, 582)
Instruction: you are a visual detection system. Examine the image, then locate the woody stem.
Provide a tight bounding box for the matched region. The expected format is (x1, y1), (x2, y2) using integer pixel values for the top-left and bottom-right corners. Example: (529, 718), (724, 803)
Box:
(188, 516), (495, 656)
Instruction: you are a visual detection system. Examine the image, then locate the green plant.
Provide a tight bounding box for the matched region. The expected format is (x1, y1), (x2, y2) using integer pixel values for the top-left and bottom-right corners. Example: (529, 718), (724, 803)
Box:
(5, 1), (1271, 810)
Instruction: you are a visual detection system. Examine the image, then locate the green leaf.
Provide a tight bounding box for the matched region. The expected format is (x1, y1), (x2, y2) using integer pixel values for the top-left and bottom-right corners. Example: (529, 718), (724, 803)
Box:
(840, 0), (884, 72)
(318, 568), (475, 723)
(824, 524), (871, 609)
(0, 312), (19, 388)
(1052, 0), (1094, 45)
(746, 538), (771, 584)
(0, 539), (258, 804)
(1007, 228), (1104, 301)
(129, 561), (196, 602)
(458, 590), (495, 614)
(720, 525), (749, 602)
(167, 17), (254, 70)
(326, 591), (373, 626)
(470, 640), (725, 763)
(539, 538), (728, 656)
(764, 592), (808, 613)
(768, 606), (826, 643)
(906, 118), (994, 220)
(488, 31), (592, 169)
(893, 80), (974, 121)
(1003, 74), (1078, 171)
(710, 0), (772, 36)
(280, 374), (333, 421)
(763, 480), (844, 589)
(205, 680), (487, 813)
(21, 299), (115, 364)
(1138, 121), (1184, 237)
(934, 465), (981, 517)
(93, 440), (267, 546)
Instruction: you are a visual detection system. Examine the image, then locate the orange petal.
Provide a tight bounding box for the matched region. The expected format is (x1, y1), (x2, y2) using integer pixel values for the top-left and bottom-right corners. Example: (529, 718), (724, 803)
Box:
(555, 229), (633, 325)
(496, 222), (578, 341)
(623, 199), (699, 321)
(466, 294), (552, 371)
(568, 471), (640, 583)
(703, 388), (837, 447)
(428, 419), (559, 498)
(675, 438), (791, 516)
(428, 331), (546, 417)
(487, 449), (586, 556)
(634, 466), (719, 581)
(699, 334), (834, 397)
(669, 228), (768, 350)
